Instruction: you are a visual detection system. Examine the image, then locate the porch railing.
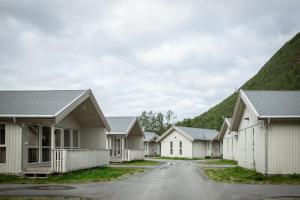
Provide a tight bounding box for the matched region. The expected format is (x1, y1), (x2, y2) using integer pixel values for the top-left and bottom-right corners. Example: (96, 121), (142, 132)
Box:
(52, 149), (109, 173)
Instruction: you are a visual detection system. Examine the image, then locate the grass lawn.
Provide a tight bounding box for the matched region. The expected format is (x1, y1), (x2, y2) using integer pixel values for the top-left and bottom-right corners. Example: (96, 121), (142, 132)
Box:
(204, 159), (237, 165)
(123, 160), (159, 166)
(205, 166), (300, 184)
(0, 167), (143, 184)
(154, 156), (205, 160)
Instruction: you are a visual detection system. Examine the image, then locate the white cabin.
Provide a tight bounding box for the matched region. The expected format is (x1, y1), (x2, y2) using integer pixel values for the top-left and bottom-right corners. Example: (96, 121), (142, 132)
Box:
(157, 126), (220, 158)
(144, 132), (160, 156)
(106, 117), (144, 162)
(0, 89), (110, 175)
(218, 118), (238, 161)
(230, 90), (300, 174)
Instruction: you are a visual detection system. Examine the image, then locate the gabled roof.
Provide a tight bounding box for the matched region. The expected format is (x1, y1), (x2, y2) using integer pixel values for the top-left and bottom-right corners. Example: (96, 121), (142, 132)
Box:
(106, 116), (143, 136)
(0, 89), (110, 130)
(243, 90), (300, 118)
(217, 118), (232, 140)
(230, 90), (300, 131)
(144, 132), (159, 142)
(157, 126), (219, 142)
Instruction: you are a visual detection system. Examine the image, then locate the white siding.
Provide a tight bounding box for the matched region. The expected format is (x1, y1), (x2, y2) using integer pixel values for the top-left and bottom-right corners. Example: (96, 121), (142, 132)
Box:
(222, 129), (238, 160)
(80, 127), (107, 149)
(56, 114), (80, 130)
(268, 121), (300, 174)
(192, 141), (207, 158)
(0, 123), (23, 174)
(237, 106), (266, 174)
(160, 130), (193, 158)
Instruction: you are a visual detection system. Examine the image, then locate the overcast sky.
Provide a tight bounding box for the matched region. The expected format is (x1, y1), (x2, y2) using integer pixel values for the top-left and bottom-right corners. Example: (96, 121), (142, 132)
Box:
(0, 0), (299, 120)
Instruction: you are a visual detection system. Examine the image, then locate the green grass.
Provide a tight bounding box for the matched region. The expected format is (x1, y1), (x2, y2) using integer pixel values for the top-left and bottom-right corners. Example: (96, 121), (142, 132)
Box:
(205, 166), (300, 184)
(205, 159), (237, 165)
(154, 156), (205, 160)
(0, 167), (143, 184)
(123, 160), (159, 166)
(177, 32), (300, 131)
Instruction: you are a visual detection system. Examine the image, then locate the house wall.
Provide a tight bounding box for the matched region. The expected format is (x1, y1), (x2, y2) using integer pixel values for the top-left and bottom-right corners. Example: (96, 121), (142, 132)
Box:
(126, 134), (143, 150)
(56, 114), (80, 130)
(192, 141), (207, 158)
(80, 127), (107, 149)
(223, 129), (238, 160)
(211, 141), (221, 157)
(237, 106), (266, 174)
(268, 120), (300, 174)
(144, 141), (158, 156)
(160, 130), (193, 158)
(0, 122), (23, 174)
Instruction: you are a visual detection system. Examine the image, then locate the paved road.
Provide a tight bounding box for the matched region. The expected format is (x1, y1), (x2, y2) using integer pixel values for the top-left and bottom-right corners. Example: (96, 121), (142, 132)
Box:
(0, 160), (299, 200)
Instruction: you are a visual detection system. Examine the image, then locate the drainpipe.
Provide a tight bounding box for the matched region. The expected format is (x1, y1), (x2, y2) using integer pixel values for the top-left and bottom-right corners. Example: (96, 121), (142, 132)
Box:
(264, 118), (270, 175)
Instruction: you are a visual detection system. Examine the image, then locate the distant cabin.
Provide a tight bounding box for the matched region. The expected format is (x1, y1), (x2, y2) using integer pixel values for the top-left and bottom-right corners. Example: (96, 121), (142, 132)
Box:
(157, 126), (220, 158)
(106, 116), (144, 162)
(218, 118), (238, 161)
(223, 90), (300, 174)
(144, 132), (160, 156)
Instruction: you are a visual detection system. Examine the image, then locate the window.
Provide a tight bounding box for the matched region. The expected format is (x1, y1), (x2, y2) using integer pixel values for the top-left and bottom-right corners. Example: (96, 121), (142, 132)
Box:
(64, 129), (71, 148)
(42, 126), (51, 162)
(179, 141), (182, 155)
(170, 141), (173, 154)
(73, 130), (79, 148)
(55, 129), (62, 148)
(0, 124), (6, 163)
(28, 125), (39, 163)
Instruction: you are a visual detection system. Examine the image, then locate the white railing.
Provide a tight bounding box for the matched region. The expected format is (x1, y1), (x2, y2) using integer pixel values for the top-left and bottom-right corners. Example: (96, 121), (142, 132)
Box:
(52, 149), (109, 173)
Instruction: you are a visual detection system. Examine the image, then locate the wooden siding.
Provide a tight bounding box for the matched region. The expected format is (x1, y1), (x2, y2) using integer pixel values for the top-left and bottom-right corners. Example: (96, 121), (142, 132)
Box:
(268, 121), (300, 174)
(80, 127), (107, 149)
(192, 141), (207, 158)
(0, 123), (23, 174)
(237, 106), (266, 174)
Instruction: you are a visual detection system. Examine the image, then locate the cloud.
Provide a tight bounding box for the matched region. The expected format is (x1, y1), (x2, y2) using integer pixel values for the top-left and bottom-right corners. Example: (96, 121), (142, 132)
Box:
(0, 0), (299, 120)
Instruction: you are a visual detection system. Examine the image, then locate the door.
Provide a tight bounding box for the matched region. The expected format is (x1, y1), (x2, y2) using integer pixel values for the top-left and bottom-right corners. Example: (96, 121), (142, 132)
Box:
(111, 138), (121, 157)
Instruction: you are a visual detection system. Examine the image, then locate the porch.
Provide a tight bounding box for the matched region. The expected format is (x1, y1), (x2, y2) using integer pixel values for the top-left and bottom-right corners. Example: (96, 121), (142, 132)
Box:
(24, 149), (109, 175)
(108, 136), (144, 162)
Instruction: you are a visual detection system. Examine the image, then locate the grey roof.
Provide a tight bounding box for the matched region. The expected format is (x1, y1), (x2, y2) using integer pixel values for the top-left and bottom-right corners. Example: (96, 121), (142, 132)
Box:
(176, 126), (218, 140)
(144, 132), (159, 141)
(243, 90), (300, 117)
(0, 90), (86, 116)
(106, 116), (136, 134)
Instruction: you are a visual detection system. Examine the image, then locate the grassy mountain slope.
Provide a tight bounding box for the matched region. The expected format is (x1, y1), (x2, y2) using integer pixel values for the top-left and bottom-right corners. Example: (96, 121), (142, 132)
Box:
(177, 32), (300, 130)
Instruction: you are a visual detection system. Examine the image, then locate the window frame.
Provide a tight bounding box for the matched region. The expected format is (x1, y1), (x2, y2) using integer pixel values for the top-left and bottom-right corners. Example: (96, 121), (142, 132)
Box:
(170, 141), (173, 155)
(0, 124), (6, 163)
(27, 124), (40, 164)
(179, 141), (182, 155)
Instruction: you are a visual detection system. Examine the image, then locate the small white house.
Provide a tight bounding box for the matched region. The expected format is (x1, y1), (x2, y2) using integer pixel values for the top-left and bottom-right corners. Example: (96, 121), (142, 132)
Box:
(106, 117), (144, 162)
(157, 126), (219, 158)
(218, 118), (238, 161)
(230, 90), (300, 174)
(144, 132), (160, 156)
(0, 89), (110, 175)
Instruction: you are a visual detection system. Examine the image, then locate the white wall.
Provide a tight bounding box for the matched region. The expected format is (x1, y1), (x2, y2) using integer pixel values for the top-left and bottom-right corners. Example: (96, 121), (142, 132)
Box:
(268, 121), (300, 174)
(56, 114), (80, 130)
(80, 127), (107, 149)
(237, 106), (266, 174)
(0, 122), (23, 174)
(192, 141), (207, 158)
(160, 130), (193, 158)
(223, 129), (238, 160)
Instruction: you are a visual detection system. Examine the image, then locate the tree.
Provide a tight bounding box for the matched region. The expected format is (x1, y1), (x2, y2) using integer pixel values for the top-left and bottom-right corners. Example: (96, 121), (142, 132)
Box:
(139, 110), (177, 135)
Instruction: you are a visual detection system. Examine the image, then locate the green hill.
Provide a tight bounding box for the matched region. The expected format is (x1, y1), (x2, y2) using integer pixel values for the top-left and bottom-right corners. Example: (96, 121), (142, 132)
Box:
(177, 32), (300, 130)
